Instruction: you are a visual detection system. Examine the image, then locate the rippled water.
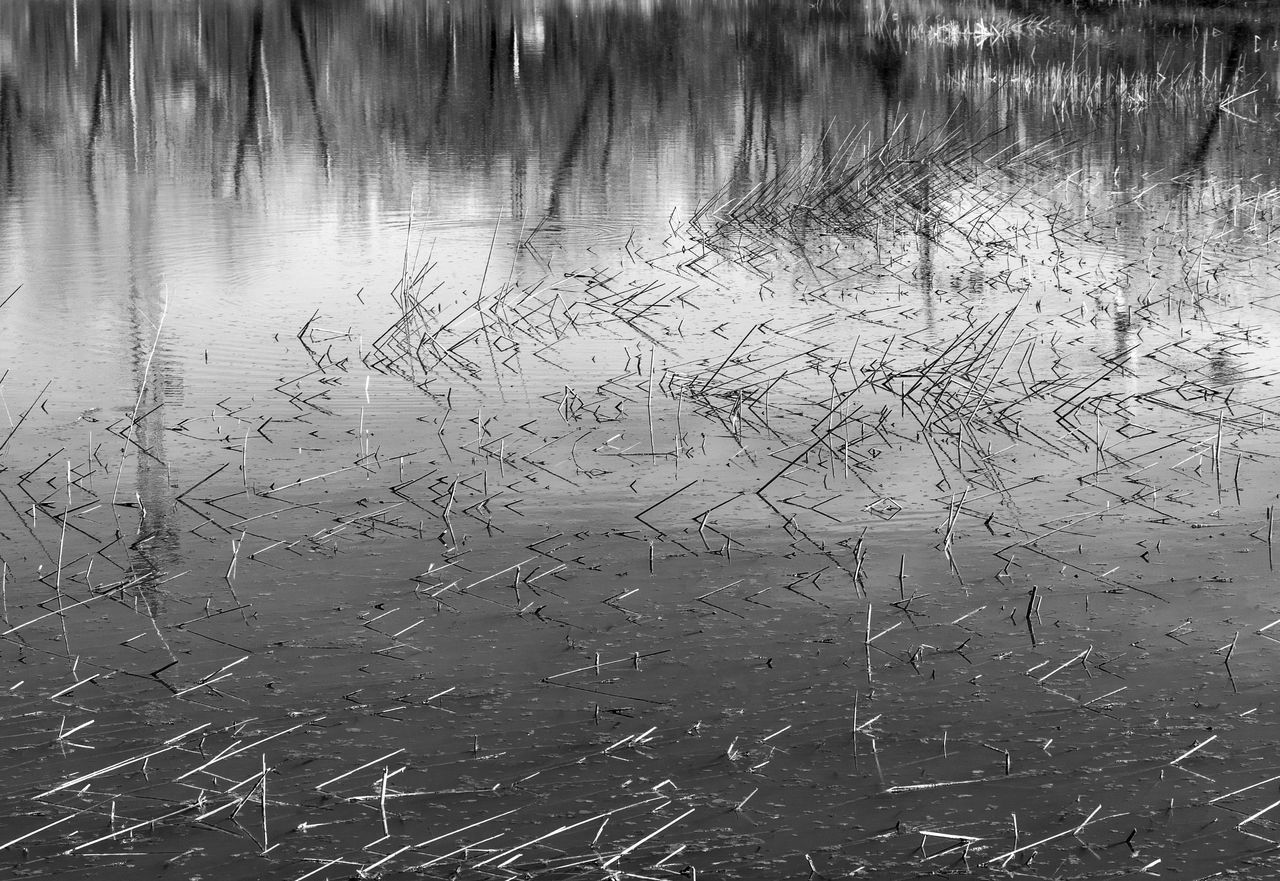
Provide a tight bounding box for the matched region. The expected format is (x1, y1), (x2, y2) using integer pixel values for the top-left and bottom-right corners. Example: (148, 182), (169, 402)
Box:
(3, 1), (1280, 878)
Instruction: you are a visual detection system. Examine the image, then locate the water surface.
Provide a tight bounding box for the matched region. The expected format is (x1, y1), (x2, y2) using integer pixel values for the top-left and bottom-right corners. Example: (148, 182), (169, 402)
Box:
(3, 1), (1280, 878)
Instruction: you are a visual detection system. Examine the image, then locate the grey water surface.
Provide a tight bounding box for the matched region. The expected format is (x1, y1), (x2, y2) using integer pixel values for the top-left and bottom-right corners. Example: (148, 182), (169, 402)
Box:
(2, 2), (1280, 878)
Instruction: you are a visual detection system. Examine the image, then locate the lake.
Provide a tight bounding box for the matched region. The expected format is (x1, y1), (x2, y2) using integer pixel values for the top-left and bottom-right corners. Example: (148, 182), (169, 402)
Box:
(2, 1), (1280, 877)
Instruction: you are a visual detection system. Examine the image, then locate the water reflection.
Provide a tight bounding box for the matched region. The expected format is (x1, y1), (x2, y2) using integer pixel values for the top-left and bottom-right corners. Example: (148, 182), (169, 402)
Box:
(3, 1), (1274, 220)
(123, 184), (181, 592)
(0, 1), (1276, 448)
(1179, 24), (1251, 179)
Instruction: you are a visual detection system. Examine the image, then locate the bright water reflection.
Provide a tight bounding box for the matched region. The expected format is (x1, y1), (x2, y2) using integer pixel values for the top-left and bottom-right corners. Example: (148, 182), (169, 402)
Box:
(1, 0), (1277, 322)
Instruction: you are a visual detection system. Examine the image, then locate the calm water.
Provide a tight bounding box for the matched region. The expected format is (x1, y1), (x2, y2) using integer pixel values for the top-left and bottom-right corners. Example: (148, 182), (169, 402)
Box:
(4, 1), (1280, 878)
(2, 0), (1277, 375)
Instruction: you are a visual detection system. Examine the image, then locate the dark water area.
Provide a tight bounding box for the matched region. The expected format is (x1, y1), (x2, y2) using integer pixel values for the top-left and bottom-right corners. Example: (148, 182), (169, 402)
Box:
(3, 1), (1280, 879)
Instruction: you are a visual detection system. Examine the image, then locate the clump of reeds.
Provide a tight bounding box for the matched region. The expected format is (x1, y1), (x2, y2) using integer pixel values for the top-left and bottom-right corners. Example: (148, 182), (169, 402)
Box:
(944, 56), (1265, 115)
(690, 118), (1052, 258)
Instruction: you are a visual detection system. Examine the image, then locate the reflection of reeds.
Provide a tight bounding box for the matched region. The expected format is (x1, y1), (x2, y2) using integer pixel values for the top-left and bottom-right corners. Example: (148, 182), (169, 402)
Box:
(900, 14), (1054, 45)
(945, 55), (1261, 114)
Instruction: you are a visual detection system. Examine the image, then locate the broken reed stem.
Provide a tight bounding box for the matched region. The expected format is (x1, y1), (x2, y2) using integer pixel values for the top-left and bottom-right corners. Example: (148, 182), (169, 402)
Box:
(39, 742), (180, 799)
(54, 461), (73, 666)
(474, 797), (664, 868)
(129, 286), (169, 444)
(648, 348), (656, 466)
(66, 805), (195, 854)
(1169, 734), (1216, 766)
(0, 813), (79, 851)
(1037, 646), (1091, 684)
(380, 765), (390, 838)
(599, 808), (696, 870)
(315, 748), (406, 790)
(57, 462), (69, 592)
(261, 753), (269, 852)
(177, 719), (313, 782)
(225, 531), (245, 582)
(675, 392), (684, 461)
(865, 603), (873, 682)
(1215, 410), (1223, 471)
(1238, 796), (1280, 827)
(0, 380), (51, 458)
(1209, 773), (1280, 805)
(987, 804), (1101, 866)
(477, 210), (502, 312)
(359, 809), (523, 877)
(295, 858), (346, 881)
